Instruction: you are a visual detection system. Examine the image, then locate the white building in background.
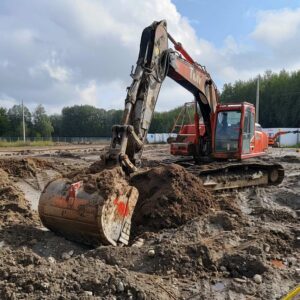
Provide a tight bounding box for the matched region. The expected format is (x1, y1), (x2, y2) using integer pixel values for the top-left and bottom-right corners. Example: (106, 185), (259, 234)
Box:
(147, 129), (300, 146)
(147, 133), (176, 143)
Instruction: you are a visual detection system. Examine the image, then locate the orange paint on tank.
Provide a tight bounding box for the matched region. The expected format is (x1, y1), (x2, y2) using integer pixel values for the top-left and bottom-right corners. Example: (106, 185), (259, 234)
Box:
(113, 197), (129, 217)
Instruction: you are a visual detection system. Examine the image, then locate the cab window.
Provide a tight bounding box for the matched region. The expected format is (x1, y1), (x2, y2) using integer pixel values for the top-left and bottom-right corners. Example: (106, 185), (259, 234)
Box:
(215, 111), (241, 152)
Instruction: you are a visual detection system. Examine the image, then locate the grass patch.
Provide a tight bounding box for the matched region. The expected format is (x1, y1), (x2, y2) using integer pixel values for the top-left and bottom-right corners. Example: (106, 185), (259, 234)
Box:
(292, 143), (300, 148)
(0, 140), (54, 147)
(281, 143), (300, 148)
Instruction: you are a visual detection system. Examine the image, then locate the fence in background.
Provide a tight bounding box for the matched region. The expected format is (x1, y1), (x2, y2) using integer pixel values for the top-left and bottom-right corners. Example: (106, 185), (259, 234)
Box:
(0, 136), (110, 144)
(0, 129), (299, 146)
(147, 133), (177, 143)
(0, 134), (176, 144)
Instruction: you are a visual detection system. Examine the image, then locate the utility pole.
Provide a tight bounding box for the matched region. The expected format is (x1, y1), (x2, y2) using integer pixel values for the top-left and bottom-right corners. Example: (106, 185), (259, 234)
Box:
(256, 75), (260, 123)
(22, 100), (26, 142)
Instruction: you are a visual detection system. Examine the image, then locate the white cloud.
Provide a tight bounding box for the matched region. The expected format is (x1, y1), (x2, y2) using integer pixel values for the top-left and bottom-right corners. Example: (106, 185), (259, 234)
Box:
(28, 52), (71, 82)
(77, 80), (97, 106)
(41, 55), (71, 83)
(0, 94), (18, 107)
(12, 28), (37, 45)
(251, 8), (300, 47)
(0, 0), (205, 113)
(0, 60), (12, 68)
(247, 7), (300, 73)
(223, 36), (239, 54)
(156, 79), (191, 111)
(0, 1), (300, 115)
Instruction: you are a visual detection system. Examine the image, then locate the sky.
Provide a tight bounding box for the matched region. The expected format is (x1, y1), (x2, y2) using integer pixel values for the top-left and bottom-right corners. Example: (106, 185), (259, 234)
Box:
(0, 0), (300, 114)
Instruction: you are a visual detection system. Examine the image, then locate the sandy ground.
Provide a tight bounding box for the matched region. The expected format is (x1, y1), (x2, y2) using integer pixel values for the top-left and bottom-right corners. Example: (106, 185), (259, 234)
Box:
(0, 144), (299, 299)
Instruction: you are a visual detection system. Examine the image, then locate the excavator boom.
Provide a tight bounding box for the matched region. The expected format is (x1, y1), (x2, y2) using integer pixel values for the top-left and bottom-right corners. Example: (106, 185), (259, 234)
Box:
(104, 20), (218, 173)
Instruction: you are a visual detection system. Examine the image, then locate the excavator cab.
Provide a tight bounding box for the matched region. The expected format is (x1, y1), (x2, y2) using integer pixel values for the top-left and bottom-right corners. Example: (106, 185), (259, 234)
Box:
(212, 102), (268, 160)
(170, 102), (268, 160)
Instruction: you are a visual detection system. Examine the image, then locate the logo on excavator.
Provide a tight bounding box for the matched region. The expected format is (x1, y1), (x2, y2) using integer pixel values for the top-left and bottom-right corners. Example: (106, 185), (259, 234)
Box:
(190, 68), (201, 86)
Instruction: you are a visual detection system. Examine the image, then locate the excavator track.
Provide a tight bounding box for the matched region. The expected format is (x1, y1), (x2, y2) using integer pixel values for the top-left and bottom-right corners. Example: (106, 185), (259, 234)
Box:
(161, 158), (284, 191)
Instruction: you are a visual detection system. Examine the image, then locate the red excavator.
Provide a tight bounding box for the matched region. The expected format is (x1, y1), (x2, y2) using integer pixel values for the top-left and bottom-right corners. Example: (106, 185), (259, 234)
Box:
(170, 113), (299, 152)
(39, 20), (284, 246)
(267, 130), (300, 147)
(169, 102), (269, 156)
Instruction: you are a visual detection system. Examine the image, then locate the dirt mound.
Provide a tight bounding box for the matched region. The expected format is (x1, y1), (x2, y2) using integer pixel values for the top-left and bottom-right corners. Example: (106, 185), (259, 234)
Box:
(221, 253), (268, 278)
(0, 158), (54, 178)
(69, 166), (128, 197)
(0, 169), (36, 226)
(87, 159), (108, 174)
(0, 246), (174, 300)
(56, 150), (80, 159)
(130, 164), (216, 235)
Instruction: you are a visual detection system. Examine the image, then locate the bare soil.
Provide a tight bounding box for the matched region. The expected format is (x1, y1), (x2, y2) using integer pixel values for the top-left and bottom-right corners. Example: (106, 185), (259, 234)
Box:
(130, 164), (216, 236)
(0, 145), (299, 299)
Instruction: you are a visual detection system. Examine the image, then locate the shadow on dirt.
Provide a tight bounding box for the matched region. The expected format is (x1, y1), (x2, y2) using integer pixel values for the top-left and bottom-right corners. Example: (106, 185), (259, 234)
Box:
(0, 224), (89, 260)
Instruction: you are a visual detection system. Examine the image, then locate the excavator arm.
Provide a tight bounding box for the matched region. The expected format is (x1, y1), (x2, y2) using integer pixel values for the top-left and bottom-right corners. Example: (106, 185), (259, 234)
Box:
(104, 20), (219, 173)
(103, 21), (218, 173)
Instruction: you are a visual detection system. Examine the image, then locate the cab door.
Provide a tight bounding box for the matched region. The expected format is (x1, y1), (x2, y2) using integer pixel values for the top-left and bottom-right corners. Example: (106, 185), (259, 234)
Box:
(242, 107), (255, 154)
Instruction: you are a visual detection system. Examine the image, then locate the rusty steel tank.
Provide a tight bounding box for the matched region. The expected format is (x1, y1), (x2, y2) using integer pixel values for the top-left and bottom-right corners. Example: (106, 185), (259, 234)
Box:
(38, 169), (138, 246)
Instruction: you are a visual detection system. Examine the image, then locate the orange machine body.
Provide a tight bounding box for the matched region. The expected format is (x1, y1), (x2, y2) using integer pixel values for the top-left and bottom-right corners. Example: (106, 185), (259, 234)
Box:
(170, 123), (206, 156)
(267, 130), (300, 147)
(170, 102), (269, 160)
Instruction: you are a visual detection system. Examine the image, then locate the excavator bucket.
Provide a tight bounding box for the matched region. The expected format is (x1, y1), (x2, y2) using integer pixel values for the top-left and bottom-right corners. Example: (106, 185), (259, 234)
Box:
(38, 169), (138, 246)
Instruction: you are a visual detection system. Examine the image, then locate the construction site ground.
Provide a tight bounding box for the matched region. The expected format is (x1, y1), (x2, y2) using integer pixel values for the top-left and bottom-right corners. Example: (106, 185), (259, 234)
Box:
(0, 144), (299, 300)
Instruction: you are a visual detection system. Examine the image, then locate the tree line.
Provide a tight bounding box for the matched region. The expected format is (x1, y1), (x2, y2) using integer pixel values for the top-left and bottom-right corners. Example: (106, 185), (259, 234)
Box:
(0, 103), (182, 138)
(220, 69), (300, 128)
(0, 69), (299, 138)
(0, 104), (54, 138)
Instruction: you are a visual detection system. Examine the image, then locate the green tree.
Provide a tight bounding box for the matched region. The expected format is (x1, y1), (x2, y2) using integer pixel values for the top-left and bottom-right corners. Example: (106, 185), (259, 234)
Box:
(220, 70), (300, 128)
(150, 106), (183, 133)
(32, 105), (54, 137)
(50, 114), (62, 136)
(0, 108), (9, 137)
(61, 105), (108, 137)
(7, 104), (32, 137)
